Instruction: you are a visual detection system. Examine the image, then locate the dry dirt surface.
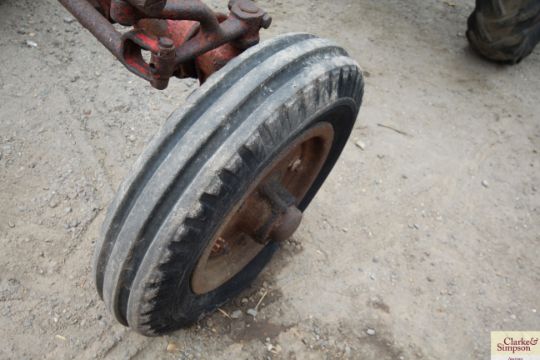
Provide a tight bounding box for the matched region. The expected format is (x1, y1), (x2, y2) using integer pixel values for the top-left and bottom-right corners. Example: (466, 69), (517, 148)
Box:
(1, 0), (539, 359)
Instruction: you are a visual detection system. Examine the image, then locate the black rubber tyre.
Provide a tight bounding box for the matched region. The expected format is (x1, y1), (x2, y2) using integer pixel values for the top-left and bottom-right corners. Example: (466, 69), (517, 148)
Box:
(467, 0), (540, 63)
(93, 33), (364, 336)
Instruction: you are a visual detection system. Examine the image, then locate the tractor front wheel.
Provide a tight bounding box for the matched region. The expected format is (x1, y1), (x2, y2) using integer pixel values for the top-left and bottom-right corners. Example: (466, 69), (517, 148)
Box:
(93, 33), (364, 336)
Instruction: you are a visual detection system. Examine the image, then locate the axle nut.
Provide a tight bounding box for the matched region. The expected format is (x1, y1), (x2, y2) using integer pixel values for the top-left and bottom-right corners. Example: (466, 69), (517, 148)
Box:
(270, 206), (303, 242)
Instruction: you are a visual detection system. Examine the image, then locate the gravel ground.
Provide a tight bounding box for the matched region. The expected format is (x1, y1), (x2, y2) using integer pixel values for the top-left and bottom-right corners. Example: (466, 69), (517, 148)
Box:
(0, 0), (539, 359)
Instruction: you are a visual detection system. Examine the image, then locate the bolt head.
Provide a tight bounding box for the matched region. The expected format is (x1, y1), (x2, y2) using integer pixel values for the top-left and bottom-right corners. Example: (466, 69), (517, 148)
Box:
(238, 0), (260, 14)
(261, 14), (272, 29)
(158, 37), (174, 48)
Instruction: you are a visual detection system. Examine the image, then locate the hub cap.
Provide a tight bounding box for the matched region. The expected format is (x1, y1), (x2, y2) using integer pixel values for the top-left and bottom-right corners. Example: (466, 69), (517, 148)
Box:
(191, 122), (334, 294)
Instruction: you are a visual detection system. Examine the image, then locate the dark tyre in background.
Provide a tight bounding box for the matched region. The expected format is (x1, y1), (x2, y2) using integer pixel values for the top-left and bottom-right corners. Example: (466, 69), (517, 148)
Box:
(467, 0), (540, 63)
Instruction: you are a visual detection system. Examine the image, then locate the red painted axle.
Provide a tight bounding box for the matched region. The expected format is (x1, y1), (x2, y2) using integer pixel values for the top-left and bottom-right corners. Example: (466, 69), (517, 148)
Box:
(58, 0), (271, 89)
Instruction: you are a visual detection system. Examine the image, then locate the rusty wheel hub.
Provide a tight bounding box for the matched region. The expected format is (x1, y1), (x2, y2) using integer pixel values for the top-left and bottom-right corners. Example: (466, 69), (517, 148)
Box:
(191, 122), (334, 295)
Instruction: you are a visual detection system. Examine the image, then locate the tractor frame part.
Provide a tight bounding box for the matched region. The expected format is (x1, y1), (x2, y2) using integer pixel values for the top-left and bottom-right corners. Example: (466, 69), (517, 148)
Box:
(58, 0), (271, 89)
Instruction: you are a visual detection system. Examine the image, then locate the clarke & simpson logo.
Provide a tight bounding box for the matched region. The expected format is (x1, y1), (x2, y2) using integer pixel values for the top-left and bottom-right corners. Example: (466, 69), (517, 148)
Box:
(491, 332), (540, 360)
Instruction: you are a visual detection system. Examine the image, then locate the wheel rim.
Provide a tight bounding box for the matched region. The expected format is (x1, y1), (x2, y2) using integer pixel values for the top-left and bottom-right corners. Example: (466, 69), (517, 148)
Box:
(191, 122), (335, 295)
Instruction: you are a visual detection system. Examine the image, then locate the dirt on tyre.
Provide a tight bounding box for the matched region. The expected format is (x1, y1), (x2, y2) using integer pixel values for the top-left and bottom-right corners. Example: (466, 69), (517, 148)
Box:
(93, 33), (364, 336)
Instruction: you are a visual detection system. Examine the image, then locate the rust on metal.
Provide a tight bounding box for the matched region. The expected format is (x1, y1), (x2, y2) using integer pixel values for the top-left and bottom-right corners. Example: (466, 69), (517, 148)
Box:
(192, 122), (335, 295)
(257, 178), (304, 244)
(58, 0), (272, 88)
(58, 0), (123, 57)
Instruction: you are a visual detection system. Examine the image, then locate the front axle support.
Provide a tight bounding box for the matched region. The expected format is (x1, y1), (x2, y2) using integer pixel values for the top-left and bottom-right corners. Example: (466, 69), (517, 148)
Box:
(58, 0), (271, 89)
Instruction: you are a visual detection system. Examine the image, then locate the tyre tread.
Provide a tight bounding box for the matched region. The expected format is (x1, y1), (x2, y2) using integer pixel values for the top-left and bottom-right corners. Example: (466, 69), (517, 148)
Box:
(95, 34), (364, 335)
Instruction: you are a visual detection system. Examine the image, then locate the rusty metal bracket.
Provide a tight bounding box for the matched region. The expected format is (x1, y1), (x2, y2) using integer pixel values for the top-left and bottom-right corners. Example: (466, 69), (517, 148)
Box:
(58, 0), (271, 89)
